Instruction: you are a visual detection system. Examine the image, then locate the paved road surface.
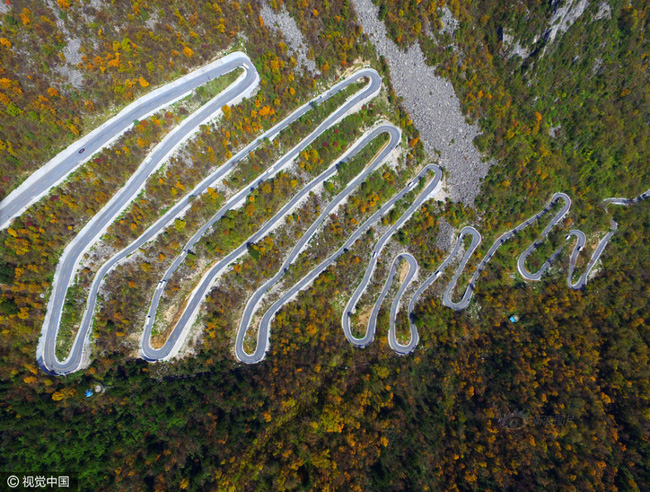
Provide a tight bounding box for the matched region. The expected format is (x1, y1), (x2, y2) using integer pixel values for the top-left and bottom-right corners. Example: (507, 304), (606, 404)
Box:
(245, 165), (442, 363)
(377, 253), (419, 355)
(139, 69), (382, 362)
(37, 53), (260, 374)
(38, 63), (381, 373)
(235, 124), (402, 363)
(516, 193), (572, 282)
(0, 52), (257, 231)
(341, 166), (442, 348)
(381, 189), (649, 356)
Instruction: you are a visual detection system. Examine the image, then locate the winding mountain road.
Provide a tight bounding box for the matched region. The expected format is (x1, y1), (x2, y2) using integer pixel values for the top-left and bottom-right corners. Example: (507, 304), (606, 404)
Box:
(6, 49), (643, 374)
(142, 121), (391, 363)
(36, 52), (260, 374)
(375, 253), (419, 355)
(345, 189), (648, 356)
(235, 124), (403, 363)
(0, 52), (258, 231)
(36, 61), (382, 373)
(341, 165), (442, 347)
(138, 69), (382, 362)
(241, 165), (442, 363)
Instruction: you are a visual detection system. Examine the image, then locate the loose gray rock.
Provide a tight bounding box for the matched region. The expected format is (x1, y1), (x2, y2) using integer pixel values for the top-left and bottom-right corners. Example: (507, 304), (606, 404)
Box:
(436, 218), (454, 252)
(352, 0), (491, 205)
(260, 3), (319, 76)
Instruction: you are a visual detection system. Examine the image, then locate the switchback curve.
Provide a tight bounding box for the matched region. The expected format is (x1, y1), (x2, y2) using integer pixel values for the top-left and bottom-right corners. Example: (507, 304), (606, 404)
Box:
(344, 188), (649, 356)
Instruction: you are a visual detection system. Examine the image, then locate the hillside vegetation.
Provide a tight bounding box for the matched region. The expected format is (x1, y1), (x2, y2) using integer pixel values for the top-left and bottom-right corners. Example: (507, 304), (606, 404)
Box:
(0, 0), (648, 490)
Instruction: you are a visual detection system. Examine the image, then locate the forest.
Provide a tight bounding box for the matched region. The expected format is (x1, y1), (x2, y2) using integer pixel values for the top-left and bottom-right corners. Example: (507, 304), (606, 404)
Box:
(0, 0), (648, 490)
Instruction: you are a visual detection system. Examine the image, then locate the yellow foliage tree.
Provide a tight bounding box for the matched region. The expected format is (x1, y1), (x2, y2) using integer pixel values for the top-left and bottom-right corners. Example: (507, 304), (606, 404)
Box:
(259, 105), (271, 117)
